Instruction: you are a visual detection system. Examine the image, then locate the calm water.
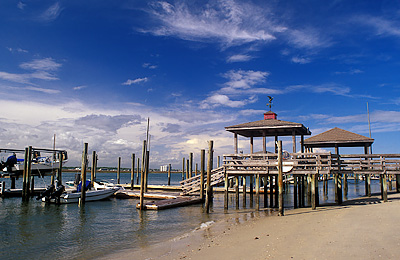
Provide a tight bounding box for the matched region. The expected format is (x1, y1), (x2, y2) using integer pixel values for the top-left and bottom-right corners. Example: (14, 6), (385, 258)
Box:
(0, 172), (383, 260)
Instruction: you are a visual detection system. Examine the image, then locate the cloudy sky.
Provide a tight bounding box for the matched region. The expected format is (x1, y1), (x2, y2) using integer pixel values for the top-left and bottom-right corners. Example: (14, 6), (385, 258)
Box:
(1, 0), (400, 168)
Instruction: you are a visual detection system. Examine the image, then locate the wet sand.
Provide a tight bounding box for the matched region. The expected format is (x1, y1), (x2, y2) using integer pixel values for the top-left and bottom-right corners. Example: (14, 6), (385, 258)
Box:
(109, 192), (400, 260)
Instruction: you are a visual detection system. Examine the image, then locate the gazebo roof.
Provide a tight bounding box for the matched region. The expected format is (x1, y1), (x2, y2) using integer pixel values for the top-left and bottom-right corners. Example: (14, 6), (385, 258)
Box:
(304, 127), (374, 148)
(225, 118), (311, 138)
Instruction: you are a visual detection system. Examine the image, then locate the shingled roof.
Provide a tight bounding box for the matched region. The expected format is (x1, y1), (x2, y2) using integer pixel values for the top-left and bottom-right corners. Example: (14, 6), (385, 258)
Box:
(225, 118), (311, 137)
(304, 127), (374, 148)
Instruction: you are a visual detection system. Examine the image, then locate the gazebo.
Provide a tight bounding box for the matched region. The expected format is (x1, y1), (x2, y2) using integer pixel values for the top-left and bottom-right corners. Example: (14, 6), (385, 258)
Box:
(304, 127), (375, 201)
(304, 127), (374, 154)
(225, 111), (311, 154)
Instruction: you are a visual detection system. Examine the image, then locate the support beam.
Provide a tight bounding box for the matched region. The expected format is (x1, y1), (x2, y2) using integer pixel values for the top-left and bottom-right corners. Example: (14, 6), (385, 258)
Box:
(234, 133), (238, 154)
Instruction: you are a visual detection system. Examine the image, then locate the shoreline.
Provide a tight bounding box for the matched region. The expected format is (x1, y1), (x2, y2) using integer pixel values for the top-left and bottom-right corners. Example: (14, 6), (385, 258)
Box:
(104, 192), (400, 260)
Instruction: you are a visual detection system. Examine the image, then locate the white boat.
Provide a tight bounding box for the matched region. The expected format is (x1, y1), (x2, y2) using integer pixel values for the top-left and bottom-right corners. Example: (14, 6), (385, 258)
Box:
(1, 154), (67, 175)
(42, 186), (120, 204)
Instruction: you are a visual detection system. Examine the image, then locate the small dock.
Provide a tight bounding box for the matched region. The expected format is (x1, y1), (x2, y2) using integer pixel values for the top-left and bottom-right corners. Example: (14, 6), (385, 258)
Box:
(136, 196), (203, 210)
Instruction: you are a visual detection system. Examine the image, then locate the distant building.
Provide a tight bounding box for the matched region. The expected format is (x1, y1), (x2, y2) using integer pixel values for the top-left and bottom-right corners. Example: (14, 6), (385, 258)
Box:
(160, 165), (170, 171)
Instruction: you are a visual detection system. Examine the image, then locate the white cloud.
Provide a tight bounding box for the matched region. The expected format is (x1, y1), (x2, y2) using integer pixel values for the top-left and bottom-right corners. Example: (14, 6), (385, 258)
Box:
(73, 85), (87, 90)
(222, 69), (269, 90)
(40, 2), (63, 22)
(7, 47), (28, 53)
(122, 77), (148, 85)
(25, 86), (60, 94)
(334, 69), (364, 75)
(17, 1), (26, 10)
(145, 0), (285, 47)
(0, 58), (61, 84)
(227, 54), (253, 63)
(291, 56), (311, 64)
(355, 15), (400, 38)
(20, 58), (61, 71)
(287, 28), (331, 49)
(143, 63), (158, 69)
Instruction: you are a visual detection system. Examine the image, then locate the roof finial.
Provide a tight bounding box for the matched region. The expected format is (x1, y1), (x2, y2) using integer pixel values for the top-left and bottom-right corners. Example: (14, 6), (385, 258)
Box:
(267, 96), (273, 111)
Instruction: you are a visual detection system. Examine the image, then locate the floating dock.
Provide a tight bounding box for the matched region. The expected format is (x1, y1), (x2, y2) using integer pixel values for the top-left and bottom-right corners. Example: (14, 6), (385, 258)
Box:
(136, 196), (203, 210)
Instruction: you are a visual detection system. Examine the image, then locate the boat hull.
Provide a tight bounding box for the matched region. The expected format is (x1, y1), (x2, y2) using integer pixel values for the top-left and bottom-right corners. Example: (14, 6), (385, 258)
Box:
(42, 187), (119, 204)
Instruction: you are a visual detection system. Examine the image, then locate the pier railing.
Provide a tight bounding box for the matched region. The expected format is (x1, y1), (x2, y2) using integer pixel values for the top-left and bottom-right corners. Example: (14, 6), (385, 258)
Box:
(223, 153), (400, 176)
(179, 153), (400, 196)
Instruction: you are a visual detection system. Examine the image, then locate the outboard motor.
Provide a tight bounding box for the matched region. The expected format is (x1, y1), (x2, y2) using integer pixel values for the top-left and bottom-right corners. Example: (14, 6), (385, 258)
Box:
(50, 185), (65, 199)
(37, 184), (55, 200)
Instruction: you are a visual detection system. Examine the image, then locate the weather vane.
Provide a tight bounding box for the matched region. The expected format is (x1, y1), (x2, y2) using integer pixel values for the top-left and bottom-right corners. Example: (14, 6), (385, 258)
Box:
(267, 96), (273, 111)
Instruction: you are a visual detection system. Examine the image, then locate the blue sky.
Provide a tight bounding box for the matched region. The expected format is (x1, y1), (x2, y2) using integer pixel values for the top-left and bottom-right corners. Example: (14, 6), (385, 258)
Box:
(1, 0), (400, 168)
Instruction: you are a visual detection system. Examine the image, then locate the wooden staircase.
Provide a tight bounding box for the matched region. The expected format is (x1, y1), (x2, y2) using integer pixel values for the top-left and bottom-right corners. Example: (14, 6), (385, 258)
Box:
(180, 166), (225, 195)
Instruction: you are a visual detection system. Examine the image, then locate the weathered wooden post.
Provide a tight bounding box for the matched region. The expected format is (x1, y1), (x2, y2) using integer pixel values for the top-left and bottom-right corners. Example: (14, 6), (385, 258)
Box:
(91, 151), (96, 186)
(145, 150), (150, 192)
(189, 153), (193, 178)
(255, 174), (260, 211)
(57, 152), (63, 185)
(311, 171), (317, 210)
(235, 176), (239, 209)
(344, 173), (348, 199)
(278, 140), (284, 216)
(167, 163), (171, 185)
(186, 159), (189, 180)
(205, 140), (213, 214)
(263, 176), (268, 208)
(117, 157), (121, 184)
(22, 147), (29, 200)
(249, 175), (254, 206)
(294, 175), (298, 208)
(381, 173), (388, 202)
(243, 175), (247, 208)
(182, 157), (185, 180)
(382, 158), (387, 202)
(269, 175), (274, 208)
(136, 157), (140, 185)
(80, 143), (88, 206)
(22, 146), (32, 200)
(139, 140), (147, 210)
(131, 153), (135, 190)
(200, 149), (205, 201)
(224, 167), (229, 210)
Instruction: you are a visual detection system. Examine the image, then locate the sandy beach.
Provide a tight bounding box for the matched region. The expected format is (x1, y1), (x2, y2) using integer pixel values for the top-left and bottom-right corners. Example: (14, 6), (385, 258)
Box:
(108, 191), (400, 260)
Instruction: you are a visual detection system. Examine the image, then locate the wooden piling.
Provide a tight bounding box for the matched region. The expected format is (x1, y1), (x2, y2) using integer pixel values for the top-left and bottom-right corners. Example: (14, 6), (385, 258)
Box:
(141, 142), (147, 192)
(131, 153), (135, 189)
(167, 164), (171, 185)
(189, 153), (193, 178)
(57, 154), (63, 185)
(311, 172), (317, 210)
(382, 173), (388, 202)
(344, 173), (348, 199)
(224, 168), (228, 210)
(80, 143), (88, 205)
(145, 150), (150, 192)
(205, 140), (213, 214)
(277, 140), (284, 216)
(235, 176), (239, 209)
(186, 159), (189, 180)
(255, 174), (260, 211)
(294, 175), (298, 208)
(139, 140), (147, 210)
(249, 175), (254, 207)
(136, 157), (140, 185)
(22, 147), (29, 200)
(366, 174), (371, 197)
(200, 149), (205, 200)
(182, 157), (185, 180)
(243, 176), (247, 208)
(117, 157), (121, 184)
(269, 174), (274, 208)
(91, 151), (96, 186)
